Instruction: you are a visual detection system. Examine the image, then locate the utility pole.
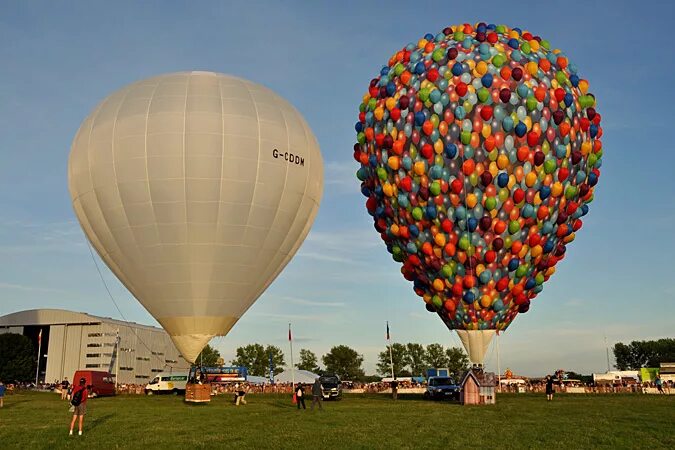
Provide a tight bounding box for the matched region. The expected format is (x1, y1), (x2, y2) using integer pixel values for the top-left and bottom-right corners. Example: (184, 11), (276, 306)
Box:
(604, 335), (611, 372)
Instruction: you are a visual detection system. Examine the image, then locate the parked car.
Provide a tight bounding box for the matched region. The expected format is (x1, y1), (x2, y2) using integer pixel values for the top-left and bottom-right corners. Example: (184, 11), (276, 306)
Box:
(145, 372), (188, 395)
(424, 376), (460, 400)
(72, 370), (116, 397)
(319, 374), (342, 400)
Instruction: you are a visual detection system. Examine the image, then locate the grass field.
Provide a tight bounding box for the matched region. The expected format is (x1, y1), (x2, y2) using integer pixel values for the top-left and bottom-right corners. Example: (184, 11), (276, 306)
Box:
(0, 391), (672, 449)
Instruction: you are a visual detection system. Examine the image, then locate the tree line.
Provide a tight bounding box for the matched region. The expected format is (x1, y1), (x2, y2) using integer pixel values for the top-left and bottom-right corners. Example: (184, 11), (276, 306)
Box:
(198, 342), (469, 381)
(613, 338), (675, 370)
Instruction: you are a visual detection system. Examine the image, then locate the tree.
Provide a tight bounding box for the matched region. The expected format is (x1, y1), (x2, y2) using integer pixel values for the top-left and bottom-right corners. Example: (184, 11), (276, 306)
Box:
(197, 344), (221, 367)
(405, 343), (427, 377)
(296, 349), (320, 373)
(445, 347), (469, 378)
(231, 344), (285, 376)
(425, 343), (448, 368)
(0, 333), (35, 382)
(322, 345), (364, 380)
(266, 345), (286, 376)
(613, 342), (633, 370)
(613, 339), (675, 370)
(376, 343), (409, 377)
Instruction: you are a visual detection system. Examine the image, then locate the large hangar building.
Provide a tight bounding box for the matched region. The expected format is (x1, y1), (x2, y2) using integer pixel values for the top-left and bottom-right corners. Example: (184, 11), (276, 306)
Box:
(0, 309), (190, 384)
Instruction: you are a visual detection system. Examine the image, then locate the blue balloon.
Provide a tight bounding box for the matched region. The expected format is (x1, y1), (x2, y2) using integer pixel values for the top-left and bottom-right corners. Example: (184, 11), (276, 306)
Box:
(497, 172), (509, 188)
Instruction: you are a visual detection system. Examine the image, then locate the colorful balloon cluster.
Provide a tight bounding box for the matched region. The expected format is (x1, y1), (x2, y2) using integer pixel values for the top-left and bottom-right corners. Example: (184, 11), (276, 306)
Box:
(354, 23), (602, 332)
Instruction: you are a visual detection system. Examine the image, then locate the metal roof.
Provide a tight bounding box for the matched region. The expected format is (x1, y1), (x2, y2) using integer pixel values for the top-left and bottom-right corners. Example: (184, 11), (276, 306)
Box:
(0, 308), (163, 332)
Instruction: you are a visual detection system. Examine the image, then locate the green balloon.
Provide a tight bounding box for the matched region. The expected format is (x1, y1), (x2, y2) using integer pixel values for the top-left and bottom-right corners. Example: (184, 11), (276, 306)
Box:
(485, 197), (497, 211)
(508, 220), (520, 234)
(442, 264), (454, 279)
(526, 96), (538, 111)
(544, 159), (557, 174)
(477, 87), (490, 103)
(492, 54), (506, 68)
(430, 181), (441, 196)
(459, 234), (471, 251)
(412, 207), (423, 221)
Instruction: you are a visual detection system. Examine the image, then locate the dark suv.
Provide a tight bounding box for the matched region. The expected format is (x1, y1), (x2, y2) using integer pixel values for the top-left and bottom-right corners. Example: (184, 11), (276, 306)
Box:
(319, 374), (342, 400)
(424, 376), (460, 400)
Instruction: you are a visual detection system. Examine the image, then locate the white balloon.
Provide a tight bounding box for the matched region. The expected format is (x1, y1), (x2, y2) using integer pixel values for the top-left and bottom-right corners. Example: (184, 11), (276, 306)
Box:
(68, 72), (323, 362)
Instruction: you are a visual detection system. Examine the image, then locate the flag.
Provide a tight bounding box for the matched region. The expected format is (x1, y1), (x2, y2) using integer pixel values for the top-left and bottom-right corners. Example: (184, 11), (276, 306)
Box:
(386, 321), (390, 341)
(38, 328), (42, 345)
(288, 323), (292, 341)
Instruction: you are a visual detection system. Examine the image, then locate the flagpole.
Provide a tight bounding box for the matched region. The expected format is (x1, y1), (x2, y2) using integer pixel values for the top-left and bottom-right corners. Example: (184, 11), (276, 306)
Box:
(387, 321), (394, 379)
(115, 329), (120, 390)
(289, 323), (295, 390)
(35, 328), (42, 386)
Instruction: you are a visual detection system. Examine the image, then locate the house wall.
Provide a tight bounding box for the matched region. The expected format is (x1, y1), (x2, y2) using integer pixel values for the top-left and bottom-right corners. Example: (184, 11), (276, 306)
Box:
(462, 378), (480, 405)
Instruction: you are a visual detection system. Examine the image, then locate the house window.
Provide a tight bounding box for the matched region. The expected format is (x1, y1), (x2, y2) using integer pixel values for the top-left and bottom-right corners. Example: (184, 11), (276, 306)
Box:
(87, 333), (102, 337)
(86, 353), (101, 358)
(120, 367), (133, 371)
(87, 343), (102, 348)
(85, 364), (100, 368)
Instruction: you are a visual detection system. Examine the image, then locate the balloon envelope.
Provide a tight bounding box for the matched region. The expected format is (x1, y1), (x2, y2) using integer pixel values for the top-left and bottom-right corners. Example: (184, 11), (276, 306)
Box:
(69, 71), (323, 362)
(354, 24), (602, 364)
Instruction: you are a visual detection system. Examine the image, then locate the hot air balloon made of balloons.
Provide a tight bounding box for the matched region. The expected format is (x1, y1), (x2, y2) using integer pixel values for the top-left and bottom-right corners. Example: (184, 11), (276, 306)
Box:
(69, 71), (323, 363)
(354, 24), (602, 364)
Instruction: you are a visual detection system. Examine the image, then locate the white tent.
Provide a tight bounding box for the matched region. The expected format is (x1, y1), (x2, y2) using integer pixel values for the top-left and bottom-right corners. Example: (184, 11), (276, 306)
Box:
(246, 376), (269, 385)
(274, 370), (319, 384)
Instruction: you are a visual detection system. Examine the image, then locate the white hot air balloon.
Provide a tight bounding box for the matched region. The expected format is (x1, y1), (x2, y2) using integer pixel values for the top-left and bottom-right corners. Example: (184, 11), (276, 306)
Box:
(68, 71), (323, 363)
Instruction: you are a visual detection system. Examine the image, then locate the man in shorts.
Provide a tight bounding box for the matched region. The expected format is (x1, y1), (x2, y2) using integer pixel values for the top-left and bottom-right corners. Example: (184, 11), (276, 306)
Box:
(69, 378), (88, 436)
(61, 377), (70, 400)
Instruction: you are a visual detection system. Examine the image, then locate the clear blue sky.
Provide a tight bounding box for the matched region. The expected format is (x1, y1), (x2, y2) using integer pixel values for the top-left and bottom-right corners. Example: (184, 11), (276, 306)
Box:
(1, 0), (673, 376)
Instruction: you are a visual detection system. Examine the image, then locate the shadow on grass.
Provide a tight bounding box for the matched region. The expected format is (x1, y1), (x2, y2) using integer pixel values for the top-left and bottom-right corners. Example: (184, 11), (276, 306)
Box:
(87, 413), (115, 431)
(2, 399), (30, 409)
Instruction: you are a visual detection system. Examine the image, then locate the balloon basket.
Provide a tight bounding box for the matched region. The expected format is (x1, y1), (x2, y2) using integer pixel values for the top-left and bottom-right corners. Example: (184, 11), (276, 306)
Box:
(185, 383), (211, 403)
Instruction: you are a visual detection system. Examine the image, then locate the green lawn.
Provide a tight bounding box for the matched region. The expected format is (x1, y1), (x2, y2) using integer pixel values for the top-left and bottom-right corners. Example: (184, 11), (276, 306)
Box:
(0, 391), (672, 449)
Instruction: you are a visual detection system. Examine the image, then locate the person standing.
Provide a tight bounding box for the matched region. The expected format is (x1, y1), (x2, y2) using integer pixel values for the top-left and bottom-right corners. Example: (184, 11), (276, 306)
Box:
(235, 383), (248, 406)
(61, 377), (70, 400)
(311, 378), (323, 410)
(545, 375), (555, 401)
(295, 383), (306, 410)
(69, 378), (88, 436)
(655, 376), (664, 394)
(0, 380), (5, 408)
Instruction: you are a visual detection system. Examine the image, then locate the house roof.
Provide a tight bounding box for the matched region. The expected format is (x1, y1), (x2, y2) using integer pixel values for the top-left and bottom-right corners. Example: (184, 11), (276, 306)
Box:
(461, 369), (496, 387)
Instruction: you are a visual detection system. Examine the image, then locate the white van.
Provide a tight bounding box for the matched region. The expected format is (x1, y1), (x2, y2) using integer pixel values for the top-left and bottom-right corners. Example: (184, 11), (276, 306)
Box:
(145, 372), (188, 395)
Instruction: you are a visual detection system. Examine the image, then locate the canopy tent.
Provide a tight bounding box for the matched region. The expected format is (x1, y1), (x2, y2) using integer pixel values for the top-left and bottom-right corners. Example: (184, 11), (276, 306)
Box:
(246, 376), (269, 385)
(274, 370), (319, 384)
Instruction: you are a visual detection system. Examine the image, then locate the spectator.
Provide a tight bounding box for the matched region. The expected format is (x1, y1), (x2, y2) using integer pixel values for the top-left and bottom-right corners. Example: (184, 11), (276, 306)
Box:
(61, 378), (70, 400)
(295, 383), (306, 410)
(311, 377), (323, 410)
(234, 383), (248, 406)
(69, 378), (88, 436)
(545, 375), (555, 401)
(0, 380), (5, 408)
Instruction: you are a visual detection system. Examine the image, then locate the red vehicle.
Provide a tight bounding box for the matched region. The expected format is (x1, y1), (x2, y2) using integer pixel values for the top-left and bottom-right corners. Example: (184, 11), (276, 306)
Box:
(72, 370), (116, 397)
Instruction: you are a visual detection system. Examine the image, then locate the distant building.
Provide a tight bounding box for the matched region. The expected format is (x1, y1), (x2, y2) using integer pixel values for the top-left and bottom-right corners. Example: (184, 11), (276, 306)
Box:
(659, 363), (675, 383)
(0, 309), (189, 384)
